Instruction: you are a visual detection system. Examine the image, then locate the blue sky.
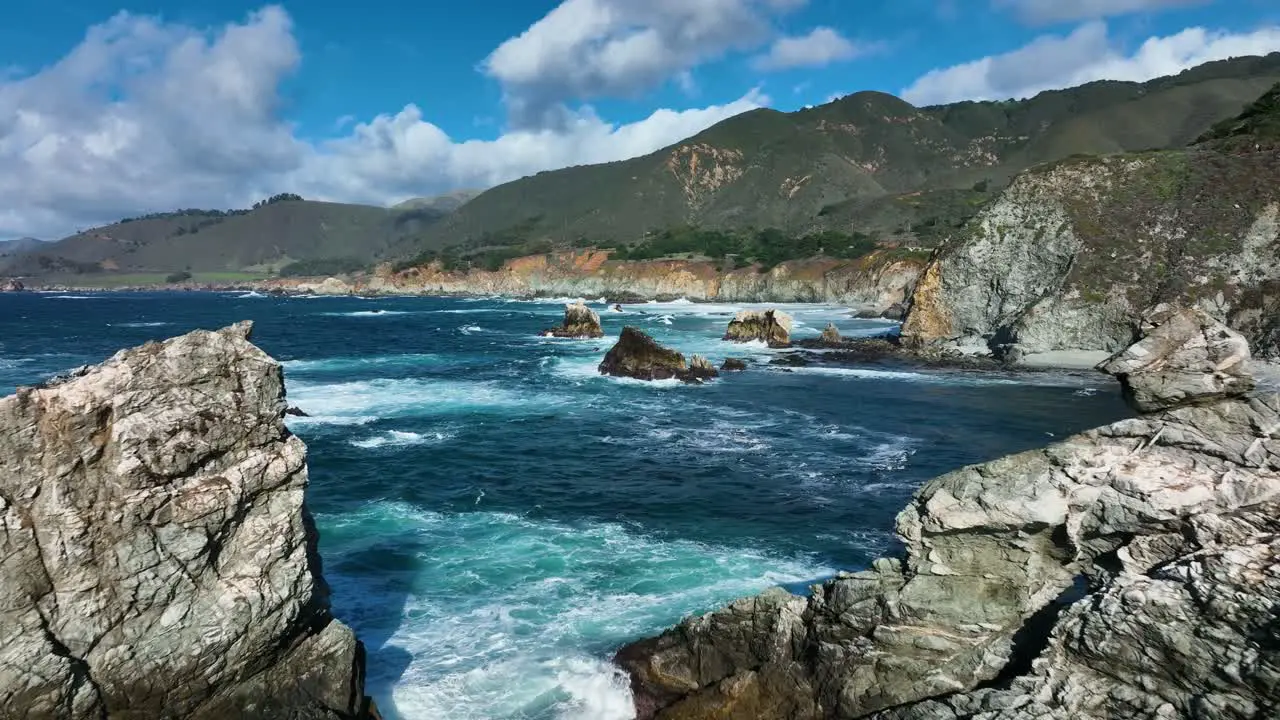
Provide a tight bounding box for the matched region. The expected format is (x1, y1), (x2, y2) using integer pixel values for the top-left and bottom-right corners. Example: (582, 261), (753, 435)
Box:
(1, 0), (1279, 238)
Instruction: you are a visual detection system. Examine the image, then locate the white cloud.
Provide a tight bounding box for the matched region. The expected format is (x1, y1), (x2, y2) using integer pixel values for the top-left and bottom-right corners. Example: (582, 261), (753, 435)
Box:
(994, 0), (1206, 25)
(483, 0), (802, 127)
(902, 22), (1280, 105)
(751, 27), (864, 70)
(0, 6), (767, 238)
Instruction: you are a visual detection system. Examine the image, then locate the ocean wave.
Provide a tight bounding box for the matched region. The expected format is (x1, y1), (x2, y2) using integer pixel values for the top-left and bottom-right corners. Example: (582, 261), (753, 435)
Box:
(318, 502), (831, 720)
(236, 291), (265, 299)
(350, 429), (456, 450)
(458, 325), (484, 335)
(109, 321), (170, 328)
(285, 377), (568, 424)
(322, 310), (412, 317)
(47, 295), (96, 300)
(281, 353), (443, 374)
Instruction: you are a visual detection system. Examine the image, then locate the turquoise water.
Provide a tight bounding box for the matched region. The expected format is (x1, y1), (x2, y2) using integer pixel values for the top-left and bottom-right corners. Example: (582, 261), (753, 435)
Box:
(0, 291), (1130, 719)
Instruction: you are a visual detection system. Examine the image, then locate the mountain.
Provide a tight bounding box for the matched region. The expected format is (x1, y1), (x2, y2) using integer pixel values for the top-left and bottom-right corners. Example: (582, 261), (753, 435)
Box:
(392, 190), (482, 214)
(1, 197), (448, 280)
(901, 79), (1280, 361)
(0, 237), (47, 256)
(394, 53), (1280, 262)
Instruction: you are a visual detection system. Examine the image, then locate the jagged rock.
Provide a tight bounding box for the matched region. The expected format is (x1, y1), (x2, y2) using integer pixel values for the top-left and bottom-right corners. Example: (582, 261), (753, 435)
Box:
(879, 303), (906, 321)
(617, 317), (1280, 719)
(0, 322), (371, 719)
(721, 358), (748, 372)
(543, 300), (605, 338)
(285, 405), (311, 417)
(598, 327), (718, 383)
(820, 323), (842, 345)
(1, 279), (24, 292)
(724, 310), (793, 348)
(1097, 306), (1254, 412)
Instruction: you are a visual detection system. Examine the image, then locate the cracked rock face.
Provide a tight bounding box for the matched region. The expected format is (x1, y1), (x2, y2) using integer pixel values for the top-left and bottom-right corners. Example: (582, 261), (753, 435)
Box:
(616, 311), (1280, 719)
(724, 310), (793, 348)
(0, 322), (370, 719)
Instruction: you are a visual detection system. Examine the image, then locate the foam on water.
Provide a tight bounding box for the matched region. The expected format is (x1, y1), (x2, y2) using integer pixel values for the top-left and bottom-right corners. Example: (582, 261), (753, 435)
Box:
(286, 377), (569, 424)
(351, 429), (456, 450)
(108, 321), (170, 328)
(318, 502), (832, 720)
(282, 353), (444, 374)
(47, 295), (95, 299)
(323, 310), (413, 317)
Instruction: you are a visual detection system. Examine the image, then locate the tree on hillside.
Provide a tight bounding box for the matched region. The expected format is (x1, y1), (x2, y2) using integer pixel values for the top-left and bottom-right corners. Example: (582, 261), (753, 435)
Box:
(252, 193), (304, 209)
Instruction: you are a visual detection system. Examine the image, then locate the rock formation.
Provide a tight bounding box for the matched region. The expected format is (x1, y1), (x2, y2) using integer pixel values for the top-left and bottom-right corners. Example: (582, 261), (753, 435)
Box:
(542, 300), (605, 339)
(725, 310), (793, 348)
(721, 358), (748, 372)
(1, 279), (24, 292)
(615, 307), (1279, 719)
(0, 322), (372, 719)
(820, 323), (842, 345)
(599, 327), (719, 383)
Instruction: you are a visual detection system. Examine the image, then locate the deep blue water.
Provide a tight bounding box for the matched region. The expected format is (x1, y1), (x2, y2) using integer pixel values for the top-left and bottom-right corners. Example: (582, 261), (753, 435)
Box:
(0, 291), (1130, 719)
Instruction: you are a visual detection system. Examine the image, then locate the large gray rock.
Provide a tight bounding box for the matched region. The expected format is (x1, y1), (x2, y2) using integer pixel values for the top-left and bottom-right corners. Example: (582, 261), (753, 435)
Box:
(543, 300), (605, 339)
(616, 316), (1280, 719)
(0, 322), (371, 719)
(1098, 306), (1254, 412)
(724, 310), (793, 348)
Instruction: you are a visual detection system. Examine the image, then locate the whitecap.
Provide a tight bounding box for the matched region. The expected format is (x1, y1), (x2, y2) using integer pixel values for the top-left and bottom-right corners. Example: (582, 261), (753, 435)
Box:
(322, 310), (412, 317)
(236, 291), (265, 299)
(458, 325), (484, 335)
(109, 321), (170, 328)
(285, 377), (567, 424)
(350, 429), (455, 450)
(282, 353), (442, 374)
(47, 295), (95, 299)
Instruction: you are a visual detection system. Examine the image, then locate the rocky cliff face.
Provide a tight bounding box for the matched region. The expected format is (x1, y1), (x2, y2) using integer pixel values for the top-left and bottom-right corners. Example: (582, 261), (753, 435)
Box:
(0, 322), (371, 719)
(616, 308), (1279, 719)
(270, 249), (924, 312)
(900, 139), (1280, 360)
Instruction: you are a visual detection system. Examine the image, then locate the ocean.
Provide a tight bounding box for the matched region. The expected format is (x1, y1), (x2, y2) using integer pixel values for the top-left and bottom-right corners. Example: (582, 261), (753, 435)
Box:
(0, 291), (1130, 719)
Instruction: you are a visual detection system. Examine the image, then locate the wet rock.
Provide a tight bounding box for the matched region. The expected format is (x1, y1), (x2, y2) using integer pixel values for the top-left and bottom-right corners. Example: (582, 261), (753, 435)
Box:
(616, 314), (1280, 720)
(721, 358), (749, 372)
(1, 279), (24, 292)
(724, 310), (793, 348)
(820, 323), (842, 345)
(879, 303), (907, 321)
(542, 300), (605, 339)
(0, 322), (372, 719)
(285, 405), (311, 417)
(598, 327), (718, 383)
(1098, 305), (1254, 412)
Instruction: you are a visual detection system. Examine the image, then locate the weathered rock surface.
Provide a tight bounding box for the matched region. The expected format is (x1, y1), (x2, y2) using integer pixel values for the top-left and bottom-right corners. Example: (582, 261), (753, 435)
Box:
(297, 276), (354, 296)
(820, 323), (842, 345)
(542, 300), (605, 338)
(599, 327), (719, 383)
(721, 358), (749, 372)
(725, 310), (794, 348)
(1098, 305), (1254, 411)
(1, 279), (23, 292)
(616, 311), (1279, 719)
(0, 322), (371, 719)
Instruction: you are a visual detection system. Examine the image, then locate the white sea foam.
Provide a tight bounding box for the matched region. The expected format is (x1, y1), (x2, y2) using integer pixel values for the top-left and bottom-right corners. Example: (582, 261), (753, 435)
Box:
(282, 353), (442, 373)
(350, 430), (455, 450)
(236, 291), (265, 299)
(48, 295), (95, 299)
(285, 377), (567, 424)
(322, 310), (412, 317)
(318, 502), (831, 720)
(458, 325), (484, 335)
(109, 321), (170, 328)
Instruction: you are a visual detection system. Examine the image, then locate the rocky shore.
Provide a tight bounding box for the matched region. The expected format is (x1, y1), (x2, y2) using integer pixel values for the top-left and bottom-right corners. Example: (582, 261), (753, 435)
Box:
(614, 307), (1280, 719)
(0, 323), (375, 719)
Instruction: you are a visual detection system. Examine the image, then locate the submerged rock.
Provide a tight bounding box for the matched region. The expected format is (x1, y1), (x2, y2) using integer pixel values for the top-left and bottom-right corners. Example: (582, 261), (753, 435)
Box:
(721, 358), (749, 372)
(616, 311), (1280, 719)
(1097, 305), (1253, 412)
(724, 309), (793, 348)
(543, 300), (605, 338)
(598, 327), (719, 383)
(0, 322), (372, 719)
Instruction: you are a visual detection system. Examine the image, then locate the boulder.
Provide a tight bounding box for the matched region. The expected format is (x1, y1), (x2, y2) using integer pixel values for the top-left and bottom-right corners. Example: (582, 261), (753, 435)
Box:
(724, 310), (793, 348)
(598, 327), (718, 383)
(1097, 305), (1253, 412)
(820, 323), (842, 345)
(0, 322), (372, 719)
(543, 300), (605, 338)
(1, 279), (24, 292)
(616, 313), (1280, 719)
(721, 358), (749, 372)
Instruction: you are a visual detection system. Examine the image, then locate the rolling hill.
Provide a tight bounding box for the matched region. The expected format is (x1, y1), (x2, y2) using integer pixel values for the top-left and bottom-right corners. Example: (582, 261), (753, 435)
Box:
(394, 53), (1280, 261)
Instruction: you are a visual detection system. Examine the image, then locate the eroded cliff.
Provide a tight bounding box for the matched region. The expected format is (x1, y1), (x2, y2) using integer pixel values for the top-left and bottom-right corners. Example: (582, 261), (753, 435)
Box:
(0, 322), (371, 719)
(615, 308), (1280, 719)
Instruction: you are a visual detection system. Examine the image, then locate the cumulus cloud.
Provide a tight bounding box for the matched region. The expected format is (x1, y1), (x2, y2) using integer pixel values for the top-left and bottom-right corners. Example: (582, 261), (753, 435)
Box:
(901, 22), (1280, 105)
(751, 27), (864, 70)
(483, 0), (802, 127)
(0, 6), (767, 238)
(994, 0), (1206, 25)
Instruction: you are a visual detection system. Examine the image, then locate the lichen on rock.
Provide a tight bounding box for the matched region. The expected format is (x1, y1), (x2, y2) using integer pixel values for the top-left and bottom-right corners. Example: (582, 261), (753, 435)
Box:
(0, 322), (372, 719)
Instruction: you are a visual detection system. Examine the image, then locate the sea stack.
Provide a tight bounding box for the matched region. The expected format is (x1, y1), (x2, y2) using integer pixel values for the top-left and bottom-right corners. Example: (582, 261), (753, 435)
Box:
(0, 322), (373, 719)
(819, 322), (842, 345)
(543, 300), (605, 339)
(724, 309), (793, 348)
(598, 327), (718, 383)
(616, 306), (1280, 719)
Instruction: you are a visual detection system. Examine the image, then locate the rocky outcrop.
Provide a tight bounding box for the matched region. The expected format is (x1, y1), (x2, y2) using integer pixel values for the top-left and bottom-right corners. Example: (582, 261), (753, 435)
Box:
(0, 322), (372, 719)
(899, 127), (1280, 361)
(599, 327), (719, 383)
(721, 358), (748, 372)
(820, 323), (842, 344)
(1, 279), (24, 292)
(297, 276), (354, 296)
(542, 300), (605, 338)
(615, 310), (1279, 719)
(725, 310), (793, 348)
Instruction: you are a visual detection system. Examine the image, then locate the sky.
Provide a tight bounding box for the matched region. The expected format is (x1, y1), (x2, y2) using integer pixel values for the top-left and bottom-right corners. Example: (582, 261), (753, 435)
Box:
(2, 0), (1279, 239)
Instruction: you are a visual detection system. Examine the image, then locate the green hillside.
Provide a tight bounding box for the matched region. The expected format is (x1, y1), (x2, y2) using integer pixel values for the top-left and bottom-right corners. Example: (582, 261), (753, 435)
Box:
(395, 53), (1280, 262)
(2, 195), (447, 279)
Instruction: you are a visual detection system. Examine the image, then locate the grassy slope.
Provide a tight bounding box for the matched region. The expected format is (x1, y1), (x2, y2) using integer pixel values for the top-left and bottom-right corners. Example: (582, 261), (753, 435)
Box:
(398, 54), (1280, 259)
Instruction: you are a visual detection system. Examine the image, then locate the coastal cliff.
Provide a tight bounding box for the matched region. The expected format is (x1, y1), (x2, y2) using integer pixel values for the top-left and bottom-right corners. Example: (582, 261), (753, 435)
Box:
(0, 323), (372, 719)
(901, 85), (1280, 361)
(615, 308), (1279, 719)
(271, 249), (925, 312)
